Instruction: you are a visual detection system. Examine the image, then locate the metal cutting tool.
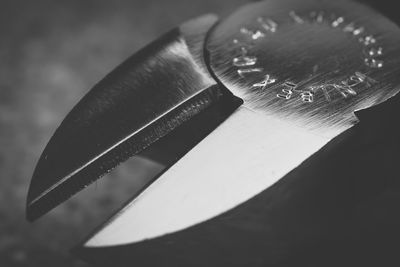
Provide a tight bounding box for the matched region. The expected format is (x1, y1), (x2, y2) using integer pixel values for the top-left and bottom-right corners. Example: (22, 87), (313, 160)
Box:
(27, 0), (400, 265)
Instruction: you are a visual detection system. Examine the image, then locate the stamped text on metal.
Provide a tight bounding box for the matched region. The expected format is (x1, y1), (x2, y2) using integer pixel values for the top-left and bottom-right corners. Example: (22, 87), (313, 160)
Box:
(232, 10), (383, 103)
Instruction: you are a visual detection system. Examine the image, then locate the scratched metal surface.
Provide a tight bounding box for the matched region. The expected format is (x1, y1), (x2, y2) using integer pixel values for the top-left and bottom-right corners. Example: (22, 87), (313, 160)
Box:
(74, 0), (400, 266)
(77, 0), (400, 245)
(0, 0), (246, 266)
(1, 0), (399, 266)
(208, 0), (400, 136)
(26, 14), (222, 222)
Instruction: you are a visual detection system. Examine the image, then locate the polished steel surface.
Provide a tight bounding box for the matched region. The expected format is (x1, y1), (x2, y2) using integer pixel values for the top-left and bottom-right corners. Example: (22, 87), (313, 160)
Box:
(23, 0), (400, 265)
(84, 107), (331, 247)
(26, 15), (222, 221)
(81, 0), (400, 252)
(207, 0), (400, 137)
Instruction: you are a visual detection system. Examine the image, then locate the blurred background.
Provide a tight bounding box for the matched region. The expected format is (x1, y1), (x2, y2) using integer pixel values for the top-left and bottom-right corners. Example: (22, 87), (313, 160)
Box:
(0, 0), (248, 266)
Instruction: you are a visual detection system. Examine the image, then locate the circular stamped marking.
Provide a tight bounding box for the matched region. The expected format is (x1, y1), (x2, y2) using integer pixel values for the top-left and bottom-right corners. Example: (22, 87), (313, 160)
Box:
(206, 0), (400, 131)
(232, 10), (383, 104)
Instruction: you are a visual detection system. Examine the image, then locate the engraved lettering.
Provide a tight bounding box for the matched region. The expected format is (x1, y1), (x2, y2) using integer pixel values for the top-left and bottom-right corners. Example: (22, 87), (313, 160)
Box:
(289, 11), (304, 24)
(300, 91), (314, 103)
(332, 17), (344, 27)
(253, 74), (277, 89)
(231, 10), (384, 104)
(343, 23), (356, 33)
(366, 47), (383, 57)
(306, 72), (375, 102)
(313, 84), (354, 99)
(277, 82), (296, 100)
(364, 58), (383, 68)
(233, 56), (257, 67)
(351, 72), (377, 87)
(310, 85), (331, 101)
(240, 27), (265, 40)
(359, 35), (377, 46)
(352, 27), (364, 36)
(277, 89), (293, 100)
(310, 11), (324, 23)
(237, 68), (263, 78)
(233, 46), (257, 67)
(274, 73), (375, 102)
(343, 73), (363, 87)
(257, 17), (278, 33)
(333, 83), (357, 98)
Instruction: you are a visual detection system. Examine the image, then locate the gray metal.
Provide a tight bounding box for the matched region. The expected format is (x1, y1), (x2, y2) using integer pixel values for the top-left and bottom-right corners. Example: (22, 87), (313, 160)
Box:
(26, 14), (222, 221)
(207, 0), (400, 136)
(26, 0), (400, 264)
(78, 0), (400, 252)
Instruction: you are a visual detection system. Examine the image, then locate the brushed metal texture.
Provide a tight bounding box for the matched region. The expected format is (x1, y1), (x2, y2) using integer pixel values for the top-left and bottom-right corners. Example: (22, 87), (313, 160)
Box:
(26, 15), (221, 221)
(207, 0), (400, 137)
(78, 0), (400, 265)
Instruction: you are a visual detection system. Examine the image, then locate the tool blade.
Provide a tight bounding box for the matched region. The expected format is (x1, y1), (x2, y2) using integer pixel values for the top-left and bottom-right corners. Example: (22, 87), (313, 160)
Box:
(82, 106), (333, 247)
(26, 15), (222, 221)
(74, 97), (400, 266)
(79, 0), (400, 259)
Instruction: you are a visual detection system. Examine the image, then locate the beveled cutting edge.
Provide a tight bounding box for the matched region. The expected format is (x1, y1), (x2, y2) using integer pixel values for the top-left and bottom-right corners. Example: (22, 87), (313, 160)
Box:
(26, 14), (223, 221)
(82, 0), (400, 249)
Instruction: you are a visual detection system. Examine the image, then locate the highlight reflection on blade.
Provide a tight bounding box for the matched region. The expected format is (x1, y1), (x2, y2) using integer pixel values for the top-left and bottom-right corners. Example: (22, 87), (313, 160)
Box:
(26, 14), (221, 221)
(85, 107), (334, 247)
(83, 0), (400, 248)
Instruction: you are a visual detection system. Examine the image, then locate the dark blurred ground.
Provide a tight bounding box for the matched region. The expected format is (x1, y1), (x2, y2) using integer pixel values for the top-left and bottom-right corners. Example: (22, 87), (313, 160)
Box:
(0, 0), (247, 266)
